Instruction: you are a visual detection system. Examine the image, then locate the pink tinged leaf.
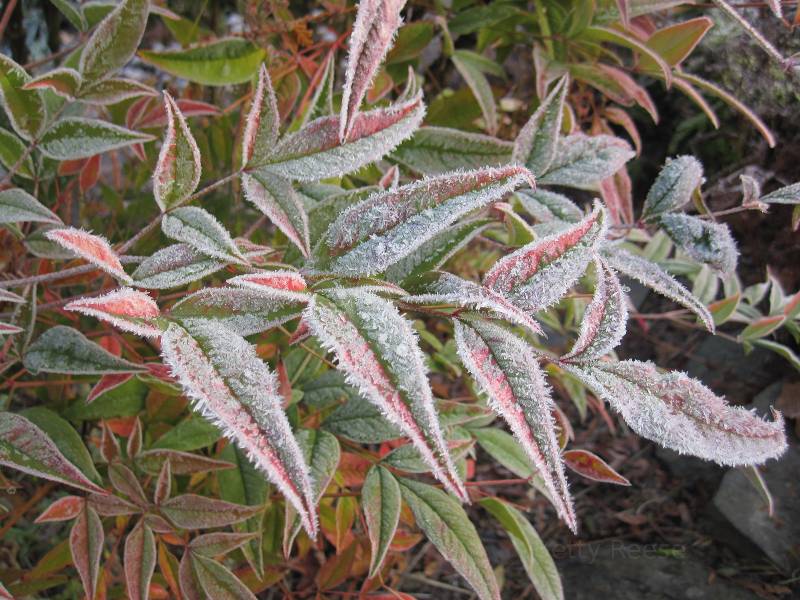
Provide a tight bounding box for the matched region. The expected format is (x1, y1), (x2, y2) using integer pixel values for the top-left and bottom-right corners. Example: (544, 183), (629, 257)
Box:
(641, 155), (703, 220)
(0, 412), (107, 494)
(598, 170), (634, 227)
(87, 373), (134, 404)
(153, 92), (202, 212)
(672, 75), (720, 129)
(0, 289), (25, 304)
(340, 0), (408, 142)
(35, 495), (84, 523)
(44, 227), (131, 284)
(159, 321), (317, 536)
(87, 492), (140, 517)
(154, 458), (172, 504)
(405, 272), (543, 336)
(180, 550), (257, 600)
(189, 532), (259, 557)
(598, 64), (659, 122)
(22, 67), (82, 99)
(127, 416), (143, 458)
(289, 317), (311, 345)
(453, 319), (577, 532)
(79, 154), (101, 194)
(563, 360), (787, 466)
(304, 289), (468, 502)
(160, 494), (262, 530)
(70, 505), (104, 600)
(77, 78), (158, 106)
(137, 99), (220, 129)
(323, 165), (532, 277)
(379, 165), (400, 190)
(484, 202), (607, 312)
(242, 64), (280, 169)
(615, 0), (629, 26)
(135, 449), (234, 476)
(766, 0), (782, 18)
(65, 287), (162, 338)
(108, 462), (148, 507)
(241, 173), (310, 257)
(0, 322), (23, 335)
(563, 449), (630, 485)
(604, 106), (642, 155)
(512, 74), (569, 176)
(100, 421), (120, 463)
(257, 94), (425, 181)
(124, 520), (156, 600)
(229, 270), (307, 293)
(562, 259), (628, 362)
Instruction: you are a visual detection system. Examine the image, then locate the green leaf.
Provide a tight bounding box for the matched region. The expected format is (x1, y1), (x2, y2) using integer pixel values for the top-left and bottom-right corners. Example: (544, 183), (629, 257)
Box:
(154, 93), (202, 211)
(23, 68), (82, 99)
(398, 478), (500, 600)
(49, 0), (88, 31)
(242, 173), (310, 257)
(753, 339), (800, 373)
(183, 552), (257, 600)
(0, 188), (62, 225)
(0, 53), (46, 140)
(322, 394), (401, 444)
(77, 78), (157, 105)
(516, 189), (582, 223)
(131, 243), (226, 290)
(362, 466), (401, 578)
(540, 133), (635, 188)
(38, 118), (154, 160)
(161, 206), (248, 266)
(641, 156), (703, 220)
(512, 75), (568, 177)
(659, 213), (738, 274)
(479, 498), (563, 600)
(386, 22), (435, 64)
(761, 182), (800, 205)
(642, 17), (713, 69)
(24, 326), (145, 375)
(79, 0), (149, 84)
(151, 416), (221, 451)
(473, 428), (533, 479)
(139, 38), (266, 86)
(452, 50), (499, 135)
(66, 377), (148, 420)
(0, 126), (35, 179)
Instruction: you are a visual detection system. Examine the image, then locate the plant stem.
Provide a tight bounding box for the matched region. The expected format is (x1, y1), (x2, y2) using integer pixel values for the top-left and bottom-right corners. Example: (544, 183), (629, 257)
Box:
(711, 0), (788, 67)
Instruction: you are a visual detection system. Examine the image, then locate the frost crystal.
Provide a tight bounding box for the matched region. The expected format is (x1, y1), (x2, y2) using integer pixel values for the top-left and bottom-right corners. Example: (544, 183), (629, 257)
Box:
(160, 321), (318, 536)
(484, 202), (607, 312)
(65, 288), (162, 338)
(304, 289), (468, 501)
(641, 156), (703, 220)
(512, 74), (568, 177)
(516, 189), (583, 224)
(132, 244), (226, 290)
(153, 92), (202, 211)
(564, 360), (787, 466)
(454, 318), (576, 531)
(45, 227), (132, 284)
(539, 134), (635, 188)
(161, 207), (249, 266)
(659, 212), (738, 274)
(242, 173), (310, 257)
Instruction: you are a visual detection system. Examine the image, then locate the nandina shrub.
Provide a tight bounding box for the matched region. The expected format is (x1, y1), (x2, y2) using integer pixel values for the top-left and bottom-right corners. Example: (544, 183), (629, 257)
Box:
(0, 1), (798, 598)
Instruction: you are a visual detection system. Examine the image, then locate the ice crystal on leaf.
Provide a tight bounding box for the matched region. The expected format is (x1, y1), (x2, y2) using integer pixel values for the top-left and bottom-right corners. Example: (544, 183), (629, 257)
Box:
(562, 258), (627, 362)
(484, 202), (607, 312)
(454, 318), (576, 531)
(241, 64), (279, 169)
(0, 188), (62, 225)
(228, 271), (308, 295)
(659, 212), (738, 274)
(153, 92), (202, 212)
(159, 321), (318, 536)
(242, 173), (310, 258)
(131, 244), (226, 289)
(161, 207), (249, 266)
(44, 227), (132, 284)
(512, 75), (569, 177)
(65, 288), (162, 338)
(304, 288), (468, 501)
(516, 189), (583, 224)
(641, 156), (703, 221)
(539, 134), (635, 188)
(564, 360), (787, 466)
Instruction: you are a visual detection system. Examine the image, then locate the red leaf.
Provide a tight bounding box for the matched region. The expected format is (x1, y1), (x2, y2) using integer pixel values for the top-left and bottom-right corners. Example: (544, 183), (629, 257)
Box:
(45, 227), (131, 284)
(79, 154), (101, 194)
(137, 99), (220, 129)
(65, 287), (161, 338)
(241, 64), (279, 168)
(70, 505), (104, 600)
(228, 270), (307, 293)
(125, 520), (157, 600)
(35, 495), (84, 523)
(563, 449), (630, 486)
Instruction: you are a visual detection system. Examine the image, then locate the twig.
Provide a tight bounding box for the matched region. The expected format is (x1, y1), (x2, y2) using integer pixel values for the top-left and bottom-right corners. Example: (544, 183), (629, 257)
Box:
(0, 0), (18, 42)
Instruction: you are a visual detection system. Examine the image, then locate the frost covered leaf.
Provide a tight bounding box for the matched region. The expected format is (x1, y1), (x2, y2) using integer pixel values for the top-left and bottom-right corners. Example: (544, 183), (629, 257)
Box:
(0, 412), (106, 494)
(44, 227), (132, 283)
(323, 165), (531, 277)
(161, 494), (262, 530)
(659, 213), (738, 274)
(641, 156), (703, 220)
(22, 67), (82, 99)
(255, 94), (424, 181)
(405, 272), (543, 336)
(484, 202), (606, 312)
(79, 0), (148, 84)
(517, 189), (582, 224)
(135, 449), (234, 476)
(362, 465), (401, 578)
(322, 392), (402, 443)
(292, 51), (335, 131)
(479, 497), (563, 600)
(391, 126), (513, 175)
(77, 78), (157, 105)
(454, 318), (576, 531)
(24, 326), (143, 374)
(38, 118), (154, 160)
(89, 373), (135, 410)
(179, 551), (257, 600)
(70, 505), (104, 600)
(340, 0), (407, 141)
(539, 134), (634, 188)
(242, 173), (310, 257)
(154, 93), (202, 211)
(512, 75), (568, 176)
(242, 64), (279, 169)
(563, 360), (787, 466)
(161, 207), (249, 266)
(562, 259), (627, 362)
(562, 449), (630, 485)
(0, 53), (46, 140)
(452, 50), (499, 135)
(159, 321), (317, 536)
(132, 243), (226, 289)
(304, 289), (467, 501)
(761, 182), (800, 205)
(170, 286), (306, 337)
(65, 288), (162, 338)
(35, 495), (84, 523)
(189, 532), (258, 558)
(0, 323), (23, 335)
(0, 188), (62, 225)
(0, 126), (35, 178)
(602, 246), (714, 331)
(228, 270), (307, 294)
(399, 478), (500, 600)
(124, 521), (156, 600)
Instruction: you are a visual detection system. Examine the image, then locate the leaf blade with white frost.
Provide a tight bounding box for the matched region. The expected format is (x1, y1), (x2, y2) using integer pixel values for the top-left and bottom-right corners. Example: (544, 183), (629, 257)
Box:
(512, 75), (568, 176)
(38, 118), (154, 160)
(0, 188), (62, 225)
(79, 0), (149, 84)
(242, 173), (310, 257)
(154, 93), (202, 211)
(391, 127), (513, 175)
(44, 227), (132, 283)
(242, 64), (279, 169)
(65, 288), (162, 338)
(641, 156), (703, 220)
(161, 207), (248, 266)
(539, 134), (634, 188)
(659, 212), (738, 274)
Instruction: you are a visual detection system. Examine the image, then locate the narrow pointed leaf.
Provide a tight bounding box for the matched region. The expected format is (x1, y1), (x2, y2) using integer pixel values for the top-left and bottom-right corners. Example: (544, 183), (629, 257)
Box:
(183, 552), (257, 600)
(583, 26), (673, 86)
(132, 243), (226, 289)
(49, 0), (87, 31)
(512, 75), (568, 176)
(242, 173), (310, 257)
(641, 155), (703, 220)
(562, 449), (630, 485)
(36, 495), (84, 523)
(154, 93), (202, 211)
(340, 0), (407, 141)
(304, 289), (467, 501)
(293, 51), (335, 131)
(398, 478), (500, 600)
(124, 521), (156, 600)
(562, 259), (627, 361)
(563, 360), (787, 466)
(161, 494), (261, 530)
(65, 288), (161, 338)
(454, 318), (576, 531)
(0, 412), (106, 494)
(452, 50), (499, 135)
(484, 202), (606, 312)
(540, 134), (634, 188)
(0, 188), (62, 225)
(44, 227), (131, 283)
(78, 78), (157, 105)
(38, 117), (154, 160)
(242, 64), (279, 168)
(517, 189), (582, 224)
(0, 53), (46, 140)
(79, 0), (149, 83)
(23, 67), (82, 99)
(362, 465), (401, 578)
(135, 449), (234, 476)
(0, 126), (35, 178)
(161, 207), (248, 266)
(229, 270), (307, 293)
(659, 213), (738, 274)
(70, 505), (104, 600)
(323, 165), (531, 276)
(24, 326), (143, 374)
(159, 321), (317, 536)
(642, 18), (713, 69)
(189, 532), (258, 558)
(760, 182), (800, 205)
